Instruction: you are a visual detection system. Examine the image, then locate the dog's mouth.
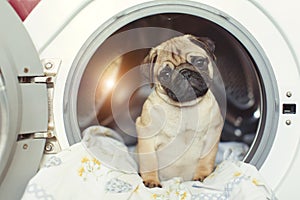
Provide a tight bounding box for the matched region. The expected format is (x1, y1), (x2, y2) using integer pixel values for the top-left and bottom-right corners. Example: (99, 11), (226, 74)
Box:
(159, 68), (209, 103)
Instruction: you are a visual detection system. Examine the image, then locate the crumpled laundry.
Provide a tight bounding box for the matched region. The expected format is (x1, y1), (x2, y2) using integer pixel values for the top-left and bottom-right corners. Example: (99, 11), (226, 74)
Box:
(22, 126), (277, 200)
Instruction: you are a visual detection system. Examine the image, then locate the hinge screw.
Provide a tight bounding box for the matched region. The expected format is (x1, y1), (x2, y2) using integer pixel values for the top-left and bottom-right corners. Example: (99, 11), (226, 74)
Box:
(44, 62), (53, 70)
(45, 142), (54, 152)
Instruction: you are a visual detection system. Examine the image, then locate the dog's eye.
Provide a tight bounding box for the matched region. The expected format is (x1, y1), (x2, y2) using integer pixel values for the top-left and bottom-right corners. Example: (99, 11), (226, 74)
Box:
(191, 56), (208, 69)
(159, 67), (172, 83)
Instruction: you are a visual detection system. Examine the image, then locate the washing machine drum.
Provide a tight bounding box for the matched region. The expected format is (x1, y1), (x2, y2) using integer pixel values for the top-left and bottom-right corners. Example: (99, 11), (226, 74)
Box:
(80, 14), (259, 143)
(70, 11), (278, 168)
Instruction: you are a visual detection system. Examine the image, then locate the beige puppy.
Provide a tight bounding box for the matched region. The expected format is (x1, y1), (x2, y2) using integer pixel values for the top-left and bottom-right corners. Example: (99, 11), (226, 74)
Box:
(136, 35), (224, 188)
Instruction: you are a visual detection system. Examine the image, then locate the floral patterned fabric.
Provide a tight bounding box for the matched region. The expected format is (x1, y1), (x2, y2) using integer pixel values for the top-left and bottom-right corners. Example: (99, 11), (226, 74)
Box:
(22, 126), (277, 200)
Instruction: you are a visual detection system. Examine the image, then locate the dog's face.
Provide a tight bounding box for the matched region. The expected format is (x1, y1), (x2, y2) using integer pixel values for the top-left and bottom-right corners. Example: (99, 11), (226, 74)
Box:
(142, 35), (216, 104)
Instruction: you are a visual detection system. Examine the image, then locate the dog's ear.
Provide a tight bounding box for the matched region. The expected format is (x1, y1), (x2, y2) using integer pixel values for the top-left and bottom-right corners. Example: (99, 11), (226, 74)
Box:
(188, 35), (216, 61)
(197, 37), (215, 53)
(141, 48), (157, 88)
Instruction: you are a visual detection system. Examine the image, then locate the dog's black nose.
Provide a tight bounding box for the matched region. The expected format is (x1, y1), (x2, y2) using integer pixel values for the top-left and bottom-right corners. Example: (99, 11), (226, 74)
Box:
(179, 69), (192, 80)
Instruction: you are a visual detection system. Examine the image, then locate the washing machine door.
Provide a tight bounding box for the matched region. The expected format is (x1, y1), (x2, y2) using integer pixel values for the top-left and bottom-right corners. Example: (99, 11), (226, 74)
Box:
(0, 1), (49, 199)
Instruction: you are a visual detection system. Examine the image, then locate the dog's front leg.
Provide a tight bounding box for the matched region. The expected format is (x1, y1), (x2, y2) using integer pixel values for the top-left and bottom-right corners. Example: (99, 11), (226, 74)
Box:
(136, 98), (163, 188)
(138, 137), (161, 188)
(193, 142), (218, 182)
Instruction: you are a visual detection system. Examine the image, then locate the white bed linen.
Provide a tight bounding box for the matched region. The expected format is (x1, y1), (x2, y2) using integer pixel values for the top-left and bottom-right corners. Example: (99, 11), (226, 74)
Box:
(22, 126), (276, 200)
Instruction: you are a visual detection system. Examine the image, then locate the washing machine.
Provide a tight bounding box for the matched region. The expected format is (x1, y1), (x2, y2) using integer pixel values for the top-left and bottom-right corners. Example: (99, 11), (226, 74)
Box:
(0, 0), (299, 199)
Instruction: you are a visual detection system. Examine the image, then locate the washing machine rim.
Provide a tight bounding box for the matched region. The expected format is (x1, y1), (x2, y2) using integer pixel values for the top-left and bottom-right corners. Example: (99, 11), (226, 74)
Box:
(0, 52), (20, 184)
(62, 0), (279, 169)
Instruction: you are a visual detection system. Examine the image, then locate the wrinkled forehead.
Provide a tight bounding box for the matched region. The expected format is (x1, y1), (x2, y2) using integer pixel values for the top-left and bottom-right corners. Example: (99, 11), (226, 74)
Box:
(155, 37), (209, 62)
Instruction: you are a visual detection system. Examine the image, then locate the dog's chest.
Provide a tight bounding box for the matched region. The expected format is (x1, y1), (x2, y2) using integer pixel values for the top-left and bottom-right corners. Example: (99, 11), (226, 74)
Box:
(146, 92), (211, 149)
(138, 90), (223, 181)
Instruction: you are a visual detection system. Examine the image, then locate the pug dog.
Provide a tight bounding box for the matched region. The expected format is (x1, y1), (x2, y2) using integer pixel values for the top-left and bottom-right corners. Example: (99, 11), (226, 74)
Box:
(136, 35), (224, 188)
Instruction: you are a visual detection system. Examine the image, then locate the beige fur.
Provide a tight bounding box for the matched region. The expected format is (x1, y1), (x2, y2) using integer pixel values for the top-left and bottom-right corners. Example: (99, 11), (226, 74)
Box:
(136, 35), (223, 188)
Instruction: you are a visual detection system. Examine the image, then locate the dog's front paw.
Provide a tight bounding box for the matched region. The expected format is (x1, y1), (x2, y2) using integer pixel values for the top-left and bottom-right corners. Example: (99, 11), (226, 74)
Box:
(193, 175), (207, 182)
(143, 179), (162, 188)
(193, 169), (212, 182)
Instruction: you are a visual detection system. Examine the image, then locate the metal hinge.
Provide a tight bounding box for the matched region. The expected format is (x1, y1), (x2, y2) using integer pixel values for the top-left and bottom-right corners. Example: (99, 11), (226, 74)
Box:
(19, 58), (62, 154)
(39, 58), (61, 154)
